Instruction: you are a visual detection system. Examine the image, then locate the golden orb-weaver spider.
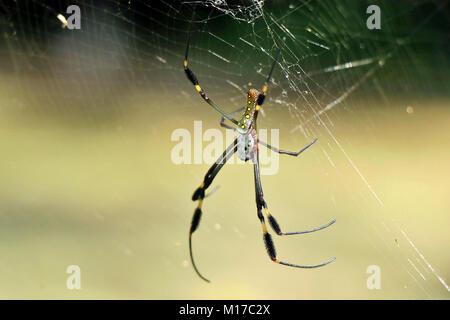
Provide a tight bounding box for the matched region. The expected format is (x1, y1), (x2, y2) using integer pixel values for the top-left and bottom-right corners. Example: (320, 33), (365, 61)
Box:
(184, 36), (336, 282)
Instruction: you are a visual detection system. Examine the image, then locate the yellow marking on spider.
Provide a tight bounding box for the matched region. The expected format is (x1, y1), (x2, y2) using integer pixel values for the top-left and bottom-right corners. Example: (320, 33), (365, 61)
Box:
(184, 60), (188, 67)
(255, 105), (260, 111)
(261, 222), (268, 233)
(262, 85), (268, 93)
(195, 85), (201, 92)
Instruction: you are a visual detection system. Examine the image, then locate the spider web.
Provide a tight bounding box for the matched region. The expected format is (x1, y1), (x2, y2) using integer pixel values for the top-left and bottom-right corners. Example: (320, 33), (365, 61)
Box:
(175, 0), (449, 298)
(0, 0), (448, 298)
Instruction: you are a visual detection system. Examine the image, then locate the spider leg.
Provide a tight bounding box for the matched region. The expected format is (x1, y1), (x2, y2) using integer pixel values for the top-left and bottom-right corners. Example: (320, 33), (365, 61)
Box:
(260, 138), (318, 157)
(189, 138), (238, 282)
(257, 37), (286, 107)
(253, 155), (335, 268)
(259, 138), (336, 234)
(220, 106), (245, 129)
(184, 35), (239, 126)
(251, 37), (286, 125)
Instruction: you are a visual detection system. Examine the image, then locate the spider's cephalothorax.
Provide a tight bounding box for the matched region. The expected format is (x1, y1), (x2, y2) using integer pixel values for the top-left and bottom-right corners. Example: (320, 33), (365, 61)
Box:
(184, 35), (336, 283)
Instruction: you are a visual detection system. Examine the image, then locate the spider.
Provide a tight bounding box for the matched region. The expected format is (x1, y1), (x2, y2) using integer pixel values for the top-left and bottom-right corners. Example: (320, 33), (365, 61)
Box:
(184, 35), (336, 282)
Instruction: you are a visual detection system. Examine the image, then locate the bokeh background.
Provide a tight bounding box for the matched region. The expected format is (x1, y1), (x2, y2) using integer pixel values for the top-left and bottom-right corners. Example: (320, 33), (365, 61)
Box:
(0, 0), (448, 299)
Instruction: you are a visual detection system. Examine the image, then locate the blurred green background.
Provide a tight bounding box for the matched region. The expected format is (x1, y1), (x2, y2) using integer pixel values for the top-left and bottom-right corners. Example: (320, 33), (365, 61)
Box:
(0, 0), (448, 299)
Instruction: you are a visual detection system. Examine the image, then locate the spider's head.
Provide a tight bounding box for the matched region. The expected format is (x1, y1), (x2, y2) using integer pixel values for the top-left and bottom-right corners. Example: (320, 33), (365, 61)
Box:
(237, 89), (260, 133)
(247, 88), (259, 104)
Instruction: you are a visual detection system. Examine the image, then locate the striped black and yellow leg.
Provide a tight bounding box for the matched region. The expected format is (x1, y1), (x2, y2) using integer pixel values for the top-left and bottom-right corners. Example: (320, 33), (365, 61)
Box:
(253, 157), (336, 268)
(257, 138), (336, 234)
(251, 37), (286, 124)
(184, 35), (239, 126)
(262, 203), (336, 236)
(189, 139), (238, 282)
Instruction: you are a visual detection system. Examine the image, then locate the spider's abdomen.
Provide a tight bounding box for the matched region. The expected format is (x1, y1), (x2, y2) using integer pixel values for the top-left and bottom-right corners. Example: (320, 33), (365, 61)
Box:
(237, 129), (258, 162)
